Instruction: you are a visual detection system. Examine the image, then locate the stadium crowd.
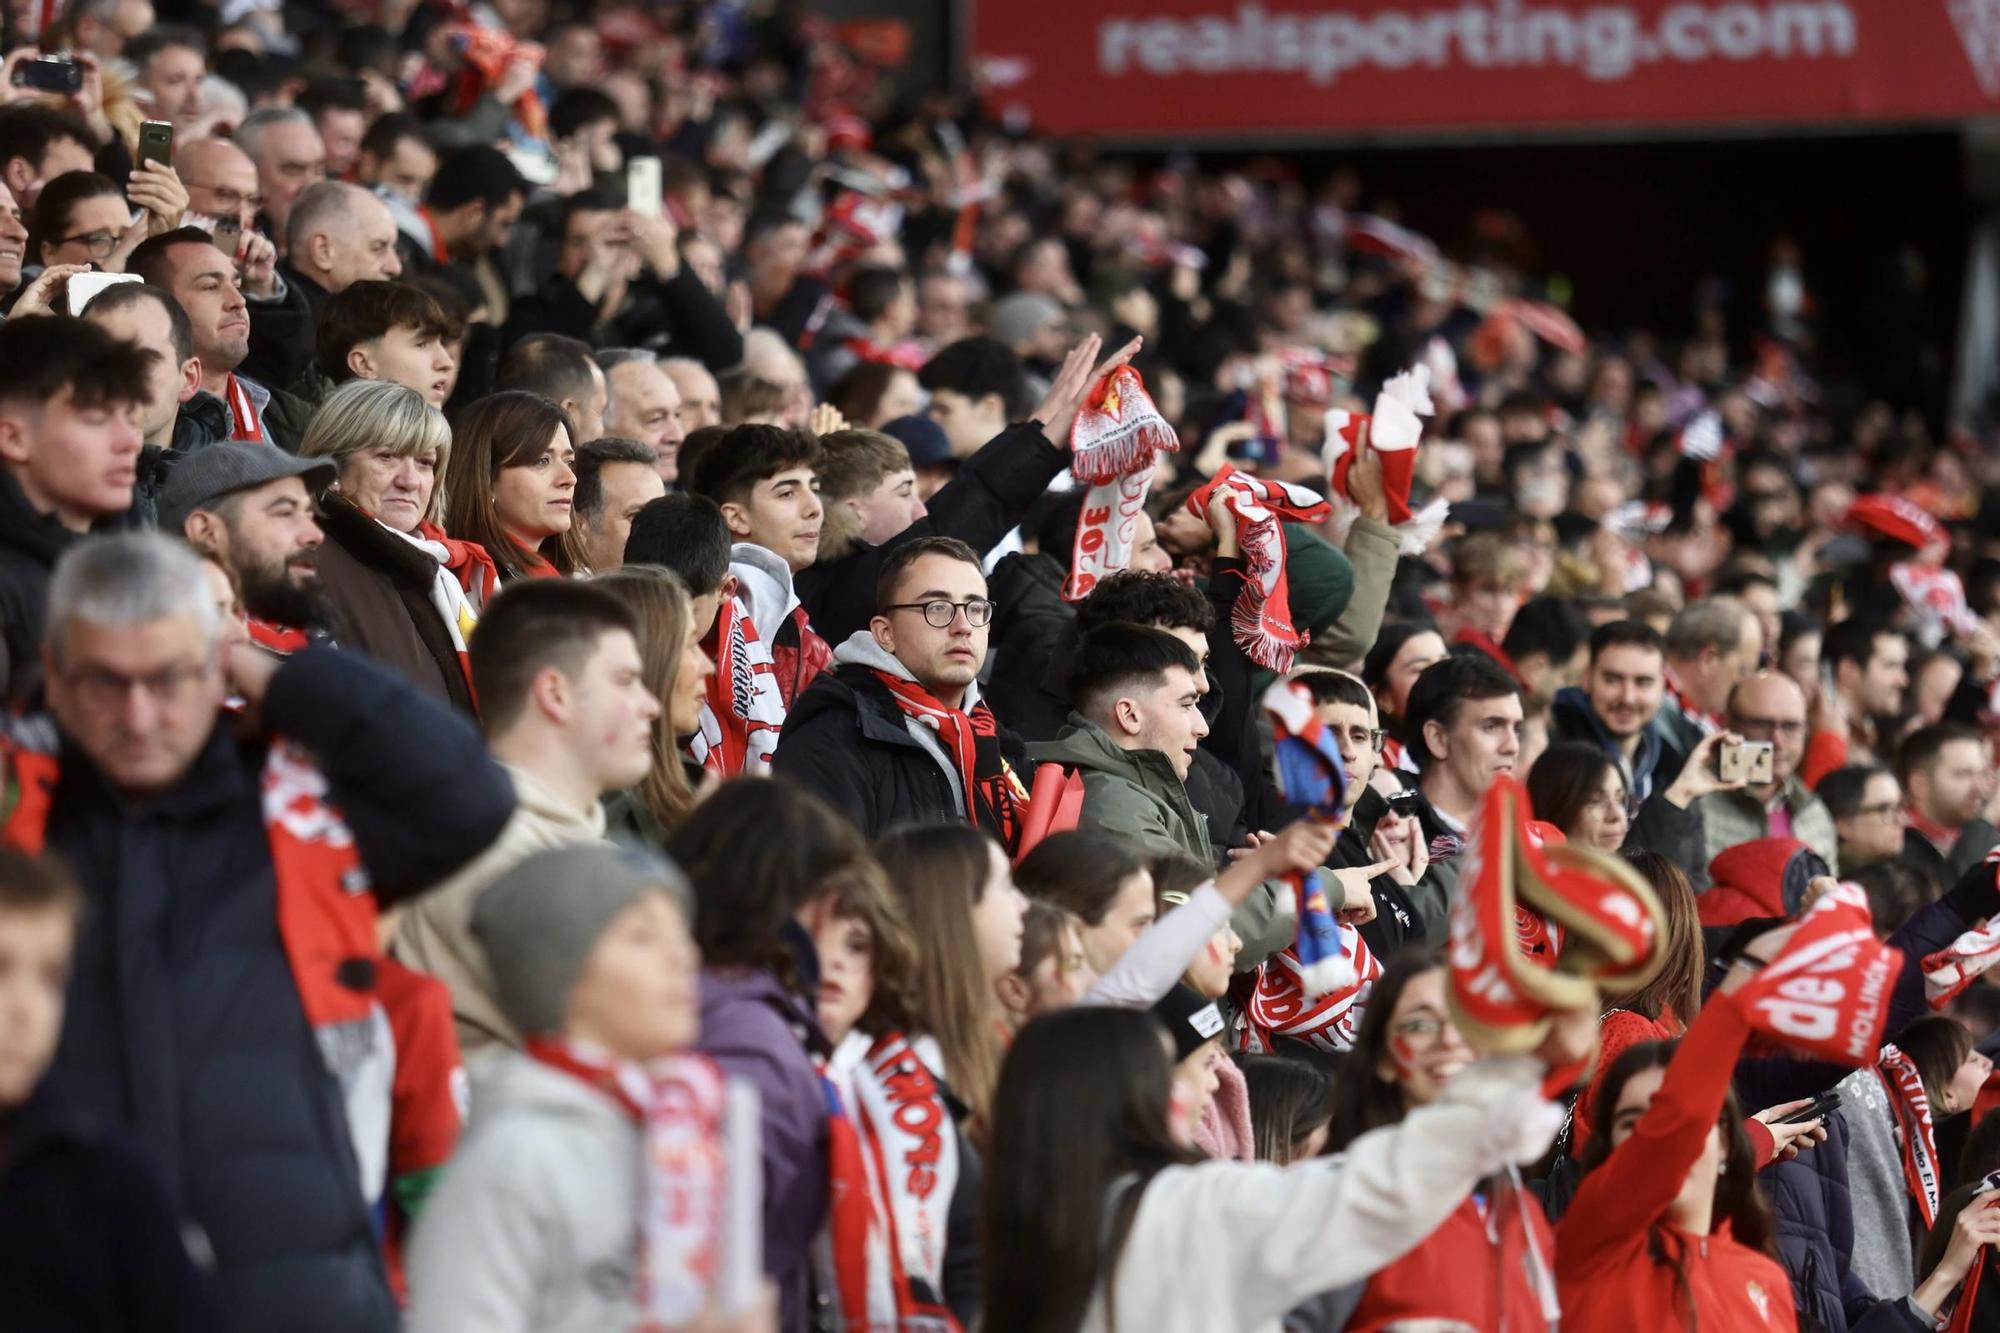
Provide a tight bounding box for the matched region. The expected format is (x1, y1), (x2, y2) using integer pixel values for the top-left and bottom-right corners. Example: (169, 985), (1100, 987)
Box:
(5, 2), (2000, 1331)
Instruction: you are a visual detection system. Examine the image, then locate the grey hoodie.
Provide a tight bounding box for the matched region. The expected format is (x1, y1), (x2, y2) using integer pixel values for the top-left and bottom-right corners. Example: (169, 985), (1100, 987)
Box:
(405, 1048), (643, 1333)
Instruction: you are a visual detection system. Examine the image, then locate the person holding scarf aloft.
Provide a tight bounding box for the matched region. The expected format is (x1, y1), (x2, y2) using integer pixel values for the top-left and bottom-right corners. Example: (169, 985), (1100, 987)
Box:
(1911, 1173), (2000, 1330)
(805, 836), (980, 1330)
(406, 842), (774, 1333)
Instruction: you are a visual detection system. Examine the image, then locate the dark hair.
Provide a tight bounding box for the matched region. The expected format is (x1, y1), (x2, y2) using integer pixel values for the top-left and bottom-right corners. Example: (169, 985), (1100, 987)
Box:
(0, 105), (94, 176)
(548, 88), (620, 140)
(918, 336), (1032, 421)
(624, 493), (730, 594)
(297, 76), (367, 120)
(667, 777), (873, 988)
(81, 283), (193, 365)
(1617, 850), (1705, 1029)
(1779, 609), (1822, 660)
(1327, 948), (1445, 1148)
(123, 226), (222, 288)
(849, 264), (909, 323)
(824, 361), (904, 427)
(468, 579), (637, 734)
(571, 437), (658, 523)
(873, 535), (982, 614)
(1239, 1054), (1334, 1165)
(1361, 621), (1442, 710)
(1503, 595), (1590, 670)
(1847, 860), (1929, 938)
(1295, 668), (1374, 714)
(1148, 850), (1212, 909)
(1403, 653), (1522, 770)
(1588, 618), (1665, 663)
(498, 333), (600, 416)
(0, 846), (82, 923)
(1920, 1179), (2000, 1303)
(685, 423), (821, 508)
(1818, 763), (1893, 820)
(1015, 828), (1148, 925)
(361, 110), (430, 161)
(316, 281), (451, 382)
(1526, 742), (1622, 841)
(1897, 1014), (1976, 1107)
(0, 315), (152, 413)
(1713, 564), (1778, 599)
(1030, 489), (1090, 563)
(1896, 722), (1985, 789)
(442, 390), (576, 581)
(1824, 616), (1900, 675)
(1957, 1107), (2000, 1189)
(980, 1006), (1199, 1333)
(552, 186), (623, 243)
(27, 170), (119, 261)
(1068, 623), (1202, 721)
(124, 24), (205, 69)
(1077, 572), (1214, 636)
(1581, 1038), (1777, 1321)
(426, 144), (528, 212)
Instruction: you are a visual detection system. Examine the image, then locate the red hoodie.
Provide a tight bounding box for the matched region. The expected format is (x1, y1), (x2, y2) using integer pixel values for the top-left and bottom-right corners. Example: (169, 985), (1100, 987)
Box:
(1346, 1183), (1556, 1330)
(1555, 993), (1798, 1332)
(1699, 837), (1813, 929)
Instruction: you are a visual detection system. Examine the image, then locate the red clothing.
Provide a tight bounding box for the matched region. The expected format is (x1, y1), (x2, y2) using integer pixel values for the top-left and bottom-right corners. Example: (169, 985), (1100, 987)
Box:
(1571, 1008), (1678, 1155)
(1555, 994), (1797, 1332)
(377, 958), (465, 1304)
(771, 604), (832, 709)
(1346, 1186), (1555, 1331)
(1800, 728), (1848, 791)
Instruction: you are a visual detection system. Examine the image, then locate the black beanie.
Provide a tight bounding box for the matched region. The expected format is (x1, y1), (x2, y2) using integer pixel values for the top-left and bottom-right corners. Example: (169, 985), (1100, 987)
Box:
(1151, 982), (1225, 1063)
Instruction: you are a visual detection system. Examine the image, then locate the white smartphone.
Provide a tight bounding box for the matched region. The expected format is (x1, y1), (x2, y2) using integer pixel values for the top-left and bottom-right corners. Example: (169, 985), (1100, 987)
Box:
(66, 270), (141, 315)
(627, 156), (663, 219)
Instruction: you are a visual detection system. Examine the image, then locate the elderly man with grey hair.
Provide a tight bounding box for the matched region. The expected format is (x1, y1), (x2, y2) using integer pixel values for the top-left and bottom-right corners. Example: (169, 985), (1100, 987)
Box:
(234, 105), (326, 246)
(10, 530), (512, 1333)
(285, 180), (403, 312)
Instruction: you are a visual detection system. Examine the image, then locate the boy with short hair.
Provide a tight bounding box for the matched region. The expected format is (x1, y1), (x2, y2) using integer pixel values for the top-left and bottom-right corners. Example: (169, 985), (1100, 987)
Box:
(0, 847), (219, 1328)
(267, 281), (458, 447)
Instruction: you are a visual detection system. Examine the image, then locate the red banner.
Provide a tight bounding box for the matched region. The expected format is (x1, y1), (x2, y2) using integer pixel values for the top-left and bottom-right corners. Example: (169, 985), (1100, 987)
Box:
(970, 1), (2000, 137)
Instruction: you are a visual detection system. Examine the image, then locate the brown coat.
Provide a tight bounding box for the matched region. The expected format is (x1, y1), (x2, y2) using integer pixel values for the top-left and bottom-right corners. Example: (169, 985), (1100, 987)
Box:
(315, 494), (477, 714)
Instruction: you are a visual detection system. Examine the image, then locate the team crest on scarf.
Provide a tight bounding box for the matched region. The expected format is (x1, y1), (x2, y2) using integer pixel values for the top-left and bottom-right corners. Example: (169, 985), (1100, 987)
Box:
(1064, 365), (1180, 603)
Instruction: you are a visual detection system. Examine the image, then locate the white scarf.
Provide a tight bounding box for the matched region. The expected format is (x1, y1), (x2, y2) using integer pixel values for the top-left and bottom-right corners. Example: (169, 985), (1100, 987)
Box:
(388, 522), (478, 657)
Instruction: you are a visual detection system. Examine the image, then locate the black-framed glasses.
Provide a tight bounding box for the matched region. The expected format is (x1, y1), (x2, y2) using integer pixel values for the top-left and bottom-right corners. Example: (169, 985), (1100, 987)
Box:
(1855, 801), (1904, 820)
(886, 597), (994, 629)
(56, 229), (124, 258)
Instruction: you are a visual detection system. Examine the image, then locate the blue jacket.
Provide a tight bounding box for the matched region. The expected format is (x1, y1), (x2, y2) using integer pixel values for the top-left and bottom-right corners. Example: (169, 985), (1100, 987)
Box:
(40, 648), (514, 1333)
(1550, 685), (1685, 802)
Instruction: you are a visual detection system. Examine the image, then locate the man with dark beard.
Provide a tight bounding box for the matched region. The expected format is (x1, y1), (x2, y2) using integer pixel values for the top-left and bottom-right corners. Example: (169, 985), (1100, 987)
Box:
(158, 442), (336, 650)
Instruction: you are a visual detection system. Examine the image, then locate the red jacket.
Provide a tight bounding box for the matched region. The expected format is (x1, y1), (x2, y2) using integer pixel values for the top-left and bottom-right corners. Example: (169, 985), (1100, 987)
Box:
(1555, 994), (1798, 1332)
(1699, 837), (1814, 929)
(772, 604), (832, 709)
(1347, 1186), (1556, 1331)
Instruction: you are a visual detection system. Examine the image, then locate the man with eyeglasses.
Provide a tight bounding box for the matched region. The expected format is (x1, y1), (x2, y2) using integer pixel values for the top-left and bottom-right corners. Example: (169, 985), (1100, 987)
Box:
(1693, 671), (1838, 886)
(776, 535), (1032, 847)
(1821, 764), (1909, 871)
(1896, 723), (2000, 888)
(4, 530), (511, 1333)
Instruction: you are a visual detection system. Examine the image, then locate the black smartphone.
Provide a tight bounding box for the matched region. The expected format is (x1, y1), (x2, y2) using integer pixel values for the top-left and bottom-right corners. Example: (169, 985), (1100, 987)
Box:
(15, 56), (83, 93)
(1776, 1091), (1841, 1125)
(138, 120), (173, 170)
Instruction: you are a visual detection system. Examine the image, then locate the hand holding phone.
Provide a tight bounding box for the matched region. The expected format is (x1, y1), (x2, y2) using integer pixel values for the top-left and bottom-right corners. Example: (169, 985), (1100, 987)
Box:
(15, 56), (83, 94)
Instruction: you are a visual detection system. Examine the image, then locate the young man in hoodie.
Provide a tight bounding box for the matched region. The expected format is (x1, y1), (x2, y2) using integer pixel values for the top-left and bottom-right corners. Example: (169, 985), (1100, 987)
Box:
(686, 422), (831, 708)
(1549, 619), (1686, 802)
(405, 842), (765, 1331)
(393, 580), (661, 1052)
(775, 535), (1030, 847)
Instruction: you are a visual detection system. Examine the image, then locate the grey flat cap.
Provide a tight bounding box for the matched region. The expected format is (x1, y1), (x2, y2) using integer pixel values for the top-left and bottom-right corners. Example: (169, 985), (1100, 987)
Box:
(158, 442), (336, 533)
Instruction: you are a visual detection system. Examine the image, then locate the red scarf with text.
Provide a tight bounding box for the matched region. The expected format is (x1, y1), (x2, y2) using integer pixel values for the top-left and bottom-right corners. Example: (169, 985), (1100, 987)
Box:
(1732, 882), (1901, 1066)
(1186, 465), (1331, 672)
(1242, 925), (1383, 1053)
(1878, 1042), (1942, 1231)
(525, 1038), (729, 1325)
(226, 373), (264, 442)
(822, 1031), (963, 1333)
(1064, 365), (1180, 602)
(690, 595), (786, 777)
(872, 671), (1024, 851)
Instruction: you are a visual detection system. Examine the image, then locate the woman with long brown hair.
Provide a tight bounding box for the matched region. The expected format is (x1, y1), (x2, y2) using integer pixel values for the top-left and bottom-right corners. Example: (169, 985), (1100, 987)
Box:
(442, 391), (577, 582)
(592, 565), (713, 842)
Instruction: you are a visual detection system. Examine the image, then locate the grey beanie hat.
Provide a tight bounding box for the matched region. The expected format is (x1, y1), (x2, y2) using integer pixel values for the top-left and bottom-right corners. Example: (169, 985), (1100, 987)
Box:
(470, 840), (691, 1038)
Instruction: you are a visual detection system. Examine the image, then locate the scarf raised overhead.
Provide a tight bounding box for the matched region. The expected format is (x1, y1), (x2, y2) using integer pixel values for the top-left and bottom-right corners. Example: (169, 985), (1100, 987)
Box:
(1187, 465), (1331, 672)
(1064, 365), (1180, 603)
(872, 670), (1024, 851)
(1731, 882), (1900, 1066)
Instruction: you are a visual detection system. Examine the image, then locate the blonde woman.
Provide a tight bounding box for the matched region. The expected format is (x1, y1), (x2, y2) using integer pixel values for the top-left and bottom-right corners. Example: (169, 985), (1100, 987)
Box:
(593, 564), (717, 842)
(299, 379), (495, 712)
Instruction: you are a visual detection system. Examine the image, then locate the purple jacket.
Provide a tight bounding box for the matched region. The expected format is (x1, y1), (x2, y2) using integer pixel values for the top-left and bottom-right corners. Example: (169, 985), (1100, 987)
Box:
(698, 967), (829, 1333)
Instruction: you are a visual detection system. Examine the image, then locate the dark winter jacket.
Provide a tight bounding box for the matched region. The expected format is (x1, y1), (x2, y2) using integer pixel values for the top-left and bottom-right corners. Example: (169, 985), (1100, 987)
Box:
(500, 267), (744, 369)
(796, 422), (1069, 649)
(130, 392), (233, 530)
(0, 1084), (222, 1332)
(1335, 785), (1423, 959)
(239, 271), (322, 397)
(697, 966), (830, 1333)
(37, 648), (513, 1333)
(264, 365), (338, 454)
(0, 468), (86, 704)
(1902, 820), (2000, 896)
(1549, 685), (1688, 804)
(773, 646), (1029, 842)
(313, 493), (476, 713)
(984, 548), (1072, 741)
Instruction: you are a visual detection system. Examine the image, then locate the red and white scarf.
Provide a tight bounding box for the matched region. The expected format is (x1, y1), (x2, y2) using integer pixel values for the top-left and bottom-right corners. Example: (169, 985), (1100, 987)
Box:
(1064, 365), (1180, 603)
(1947, 1170), (2000, 1332)
(1732, 882), (1902, 1066)
(1242, 925), (1383, 1053)
(822, 1031), (962, 1333)
(689, 595), (785, 777)
(415, 519), (500, 607)
(389, 521), (481, 691)
(525, 1037), (730, 1324)
(1322, 363), (1432, 525)
(1925, 861), (2000, 1006)
(1185, 465), (1331, 672)
(1662, 663), (1723, 736)
(226, 373), (265, 442)
(872, 671), (1025, 851)
(1878, 1041), (1942, 1231)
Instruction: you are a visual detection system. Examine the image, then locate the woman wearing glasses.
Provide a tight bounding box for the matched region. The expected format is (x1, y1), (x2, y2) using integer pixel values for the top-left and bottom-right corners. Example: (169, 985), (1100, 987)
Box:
(1528, 730), (1744, 872)
(28, 164), (187, 276)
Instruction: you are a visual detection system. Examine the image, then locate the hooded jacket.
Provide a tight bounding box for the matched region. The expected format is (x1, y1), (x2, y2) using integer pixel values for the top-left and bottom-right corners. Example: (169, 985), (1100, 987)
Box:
(733, 543), (832, 709)
(1549, 684), (1687, 803)
(1698, 838), (1827, 928)
(404, 1049), (649, 1333)
(772, 630), (1029, 841)
(0, 467), (86, 702)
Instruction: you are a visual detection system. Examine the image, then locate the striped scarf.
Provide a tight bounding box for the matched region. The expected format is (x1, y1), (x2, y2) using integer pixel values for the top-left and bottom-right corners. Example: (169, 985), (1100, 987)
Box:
(1879, 1042), (1942, 1231)
(872, 671), (1024, 851)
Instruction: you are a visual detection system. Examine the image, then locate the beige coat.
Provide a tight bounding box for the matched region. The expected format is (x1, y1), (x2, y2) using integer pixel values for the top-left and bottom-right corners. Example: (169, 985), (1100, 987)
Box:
(392, 765), (608, 1052)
